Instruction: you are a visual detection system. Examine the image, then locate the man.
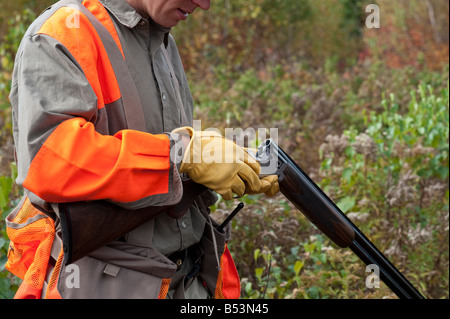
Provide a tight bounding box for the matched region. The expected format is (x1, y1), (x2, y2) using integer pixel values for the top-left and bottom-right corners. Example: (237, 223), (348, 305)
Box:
(7, 0), (278, 299)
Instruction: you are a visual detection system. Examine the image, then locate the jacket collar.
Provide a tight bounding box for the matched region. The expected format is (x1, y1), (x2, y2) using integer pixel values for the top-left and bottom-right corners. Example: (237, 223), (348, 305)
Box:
(99, 0), (142, 28)
(98, 0), (171, 35)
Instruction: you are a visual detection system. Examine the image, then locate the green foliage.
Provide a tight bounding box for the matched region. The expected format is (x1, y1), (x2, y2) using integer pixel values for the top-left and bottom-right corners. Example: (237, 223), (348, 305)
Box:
(173, 0), (367, 78)
(318, 83), (449, 298)
(1, 8), (37, 110)
(214, 76), (449, 299)
(0, 163), (22, 299)
(0, 8), (34, 299)
(190, 65), (300, 128)
(1, 0), (449, 299)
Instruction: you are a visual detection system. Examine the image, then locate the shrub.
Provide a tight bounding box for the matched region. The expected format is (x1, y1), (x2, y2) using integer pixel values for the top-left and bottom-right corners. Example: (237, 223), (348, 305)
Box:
(317, 83), (449, 298)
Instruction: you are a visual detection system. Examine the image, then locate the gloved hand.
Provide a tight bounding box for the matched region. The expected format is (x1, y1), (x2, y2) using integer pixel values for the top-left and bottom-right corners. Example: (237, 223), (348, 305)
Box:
(243, 148), (280, 197)
(246, 174), (279, 197)
(172, 127), (276, 200)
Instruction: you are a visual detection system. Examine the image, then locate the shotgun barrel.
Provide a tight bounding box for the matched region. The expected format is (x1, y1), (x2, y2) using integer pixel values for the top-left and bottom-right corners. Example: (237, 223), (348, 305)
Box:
(256, 139), (424, 299)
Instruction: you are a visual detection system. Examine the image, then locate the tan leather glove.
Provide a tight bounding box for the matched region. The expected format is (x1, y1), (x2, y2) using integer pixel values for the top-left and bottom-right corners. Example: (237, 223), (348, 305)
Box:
(246, 175), (279, 197)
(172, 127), (265, 200)
(244, 148), (280, 197)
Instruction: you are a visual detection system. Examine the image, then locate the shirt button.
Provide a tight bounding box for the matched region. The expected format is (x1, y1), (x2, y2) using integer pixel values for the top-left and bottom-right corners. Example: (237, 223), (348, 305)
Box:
(181, 221), (188, 229)
(162, 92), (167, 101)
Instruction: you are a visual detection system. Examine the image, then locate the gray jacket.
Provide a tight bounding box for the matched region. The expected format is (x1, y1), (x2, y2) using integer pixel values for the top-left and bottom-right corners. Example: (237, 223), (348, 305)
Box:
(9, 0), (226, 299)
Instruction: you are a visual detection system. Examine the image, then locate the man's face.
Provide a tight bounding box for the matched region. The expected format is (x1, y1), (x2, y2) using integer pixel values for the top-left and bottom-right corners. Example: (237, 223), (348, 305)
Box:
(126, 0), (211, 28)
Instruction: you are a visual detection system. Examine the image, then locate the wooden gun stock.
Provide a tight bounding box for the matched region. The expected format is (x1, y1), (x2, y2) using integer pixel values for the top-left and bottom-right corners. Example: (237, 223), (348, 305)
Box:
(59, 179), (206, 265)
(256, 139), (424, 299)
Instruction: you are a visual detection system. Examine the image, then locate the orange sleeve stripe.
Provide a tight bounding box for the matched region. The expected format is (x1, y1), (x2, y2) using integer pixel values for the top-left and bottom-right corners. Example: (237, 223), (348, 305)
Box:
(37, 0), (123, 108)
(82, 0), (124, 57)
(23, 118), (171, 203)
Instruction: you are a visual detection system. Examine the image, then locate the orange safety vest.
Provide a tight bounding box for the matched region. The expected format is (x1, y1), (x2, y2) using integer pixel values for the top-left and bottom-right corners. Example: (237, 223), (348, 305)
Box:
(6, 197), (56, 299)
(6, 0), (240, 299)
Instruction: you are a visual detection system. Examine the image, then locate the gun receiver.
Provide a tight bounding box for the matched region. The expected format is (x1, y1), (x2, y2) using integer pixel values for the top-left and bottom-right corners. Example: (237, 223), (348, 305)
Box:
(256, 139), (424, 299)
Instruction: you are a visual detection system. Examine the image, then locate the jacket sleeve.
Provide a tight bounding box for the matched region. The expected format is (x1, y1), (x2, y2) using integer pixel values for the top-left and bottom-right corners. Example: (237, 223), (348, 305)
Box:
(10, 32), (183, 209)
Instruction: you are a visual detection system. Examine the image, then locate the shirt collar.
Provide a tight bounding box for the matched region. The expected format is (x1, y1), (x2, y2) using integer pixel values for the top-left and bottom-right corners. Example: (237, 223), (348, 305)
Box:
(99, 0), (142, 28)
(99, 0), (170, 47)
(99, 0), (171, 32)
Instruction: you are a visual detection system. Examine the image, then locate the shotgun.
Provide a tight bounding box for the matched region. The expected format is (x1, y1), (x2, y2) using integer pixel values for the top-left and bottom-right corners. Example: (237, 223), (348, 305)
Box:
(254, 139), (425, 299)
(59, 138), (425, 299)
